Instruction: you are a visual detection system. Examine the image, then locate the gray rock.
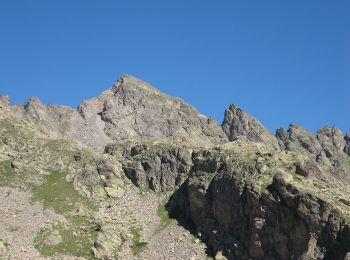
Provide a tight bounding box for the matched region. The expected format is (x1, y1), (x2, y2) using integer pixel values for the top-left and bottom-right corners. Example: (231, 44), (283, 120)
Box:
(294, 162), (322, 178)
(171, 146), (350, 260)
(277, 124), (322, 155)
(345, 132), (350, 156)
(317, 126), (345, 155)
(0, 95), (10, 110)
(79, 75), (227, 145)
(107, 141), (193, 191)
(11, 75), (227, 151)
(222, 104), (279, 149)
(276, 124), (350, 178)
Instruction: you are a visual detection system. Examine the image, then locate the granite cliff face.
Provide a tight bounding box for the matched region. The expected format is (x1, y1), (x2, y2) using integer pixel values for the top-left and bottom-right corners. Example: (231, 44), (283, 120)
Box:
(0, 75), (349, 260)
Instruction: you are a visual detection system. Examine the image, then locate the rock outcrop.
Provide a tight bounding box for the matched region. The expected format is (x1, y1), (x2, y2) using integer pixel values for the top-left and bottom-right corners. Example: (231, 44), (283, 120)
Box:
(276, 124), (350, 179)
(345, 132), (350, 156)
(0, 95), (10, 110)
(275, 124), (322, 155)
(11, 96), (112, 150)
(170, 141), (350, 260)
(105, 141), (193, 192)
(222, 104), (279, 149)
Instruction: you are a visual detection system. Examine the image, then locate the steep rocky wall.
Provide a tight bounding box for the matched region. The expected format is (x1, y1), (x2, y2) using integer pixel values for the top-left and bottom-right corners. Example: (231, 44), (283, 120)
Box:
(171, 149), (350, 260)
(105, 141), (193, 192)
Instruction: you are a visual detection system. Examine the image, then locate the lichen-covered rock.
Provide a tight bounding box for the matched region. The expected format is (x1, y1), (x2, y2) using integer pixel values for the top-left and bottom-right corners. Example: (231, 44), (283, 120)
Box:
(0, 240), (9, 255)
(93, 221), (127, 260)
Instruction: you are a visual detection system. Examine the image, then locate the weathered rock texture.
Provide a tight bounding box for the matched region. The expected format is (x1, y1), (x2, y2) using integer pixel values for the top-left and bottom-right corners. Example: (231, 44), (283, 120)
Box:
(171, 141), (350, 260)
(10, 75), (227, 150)
(79, 75), (227, 145)
(1, 74), (349, 260)
(276, 124), (350, 178)
(105, 141), (193, 192)
(222, 104), (279, 149)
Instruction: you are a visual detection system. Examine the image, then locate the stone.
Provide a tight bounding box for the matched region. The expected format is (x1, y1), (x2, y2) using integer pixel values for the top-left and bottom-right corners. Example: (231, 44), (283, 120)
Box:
(45, 230), (62, 246)
(215, 251), (228, 260)
(276, 124), (321, 154)
(112, 141), (193, 191)
(0, 95), (10, 109)
(0, 240), (9, 255)
(294, 162), (308, 177)
(222, 104), (279, 149)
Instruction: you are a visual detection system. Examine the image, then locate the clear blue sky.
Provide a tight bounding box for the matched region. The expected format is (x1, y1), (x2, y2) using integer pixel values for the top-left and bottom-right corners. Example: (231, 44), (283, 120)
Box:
(0, 1), (349, 133)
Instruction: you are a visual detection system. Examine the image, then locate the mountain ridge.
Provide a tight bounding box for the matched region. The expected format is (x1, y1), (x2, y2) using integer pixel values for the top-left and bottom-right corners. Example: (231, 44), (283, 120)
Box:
(1, 74), (350, 259)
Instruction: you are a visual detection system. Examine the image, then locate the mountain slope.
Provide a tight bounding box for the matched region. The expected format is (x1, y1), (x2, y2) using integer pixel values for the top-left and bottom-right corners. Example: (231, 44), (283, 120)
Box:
(6, 75), (227, 150)
(0, 75), (350, 260)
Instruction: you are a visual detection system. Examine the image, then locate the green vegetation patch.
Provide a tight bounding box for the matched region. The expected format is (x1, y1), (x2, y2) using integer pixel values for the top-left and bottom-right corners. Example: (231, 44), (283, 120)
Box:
(130, 227), (148, 255)
(31, 172), (97, 214)
(0, 160), (31, 188)
(0, 159), (39, 189)
(0, 160), (14, 184)
(156, 199), (172, 232)
(32, 172), (98, 259)
(34, 216), (97, 259)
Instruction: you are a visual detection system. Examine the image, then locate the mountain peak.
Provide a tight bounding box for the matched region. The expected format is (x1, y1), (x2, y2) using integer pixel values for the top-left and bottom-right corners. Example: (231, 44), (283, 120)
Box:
(222, 103), (279, 149)
(78, 75), (227, 145)
(111, 74), (159, 94)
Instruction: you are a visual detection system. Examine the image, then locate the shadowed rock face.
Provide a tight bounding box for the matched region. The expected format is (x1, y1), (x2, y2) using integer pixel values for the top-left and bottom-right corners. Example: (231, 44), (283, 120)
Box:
(222, 104), (279, 149)
(170, 146), (350, 260)
(345, 132), (350, 156)
(105, 141), (193, 192)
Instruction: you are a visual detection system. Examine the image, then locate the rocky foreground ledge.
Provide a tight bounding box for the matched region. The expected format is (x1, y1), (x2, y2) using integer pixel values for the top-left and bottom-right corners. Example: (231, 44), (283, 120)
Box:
(0, 75), (350, 260)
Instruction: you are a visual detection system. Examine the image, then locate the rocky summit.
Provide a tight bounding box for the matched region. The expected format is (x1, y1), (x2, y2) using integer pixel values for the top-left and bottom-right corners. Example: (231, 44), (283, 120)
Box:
(0, 75), (349, 260)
